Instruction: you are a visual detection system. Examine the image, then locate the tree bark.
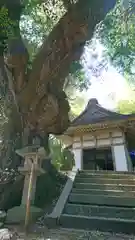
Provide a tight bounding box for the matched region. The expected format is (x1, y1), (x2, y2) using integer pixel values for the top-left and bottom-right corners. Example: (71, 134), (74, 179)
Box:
(0, 0), (113, 167)
(19, 0), (104, 109)
(17, 0), (106, 135)
(0, 56), (23, 168)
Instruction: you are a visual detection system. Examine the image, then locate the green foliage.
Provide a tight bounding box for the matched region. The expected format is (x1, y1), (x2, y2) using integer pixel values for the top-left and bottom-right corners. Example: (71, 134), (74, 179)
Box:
(0, 0), (88, 90)
(99, 0), (135, 76)
(50, 137), (74, 171)
(0, 7), (13, 50)
(0, 7), (9, 32)
(35, 167), (67, 208)
(21, 0), (88, 89)
(0, 169), (23, 210)
(117, 99), (135, 114)
(68, 62), (88, 90)
(21, 0), (65, 54)
(70, 94), (86, 117)
(117, 85), (135, 113)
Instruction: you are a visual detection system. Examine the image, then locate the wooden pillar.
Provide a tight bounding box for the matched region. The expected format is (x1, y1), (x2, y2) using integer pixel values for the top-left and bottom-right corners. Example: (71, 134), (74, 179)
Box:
(112, 144), (128, 171)
(72, 148), (82, 170)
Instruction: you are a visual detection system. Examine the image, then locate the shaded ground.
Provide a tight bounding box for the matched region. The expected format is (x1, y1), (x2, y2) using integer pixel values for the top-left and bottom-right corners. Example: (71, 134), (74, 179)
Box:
(6, 225), (135, 240)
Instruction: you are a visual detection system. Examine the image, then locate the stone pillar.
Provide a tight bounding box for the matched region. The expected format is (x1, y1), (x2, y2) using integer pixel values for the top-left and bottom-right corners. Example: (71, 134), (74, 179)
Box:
(112, 144), (128, 171)
(72, 148), (82, 170)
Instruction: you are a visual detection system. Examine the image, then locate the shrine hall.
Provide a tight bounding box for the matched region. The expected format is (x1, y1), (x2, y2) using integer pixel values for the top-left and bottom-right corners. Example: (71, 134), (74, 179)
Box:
(60, 98), (135, 172)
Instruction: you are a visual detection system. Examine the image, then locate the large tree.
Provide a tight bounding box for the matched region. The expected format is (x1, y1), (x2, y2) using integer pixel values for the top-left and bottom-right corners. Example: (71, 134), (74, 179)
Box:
(0, 0), (116, 168)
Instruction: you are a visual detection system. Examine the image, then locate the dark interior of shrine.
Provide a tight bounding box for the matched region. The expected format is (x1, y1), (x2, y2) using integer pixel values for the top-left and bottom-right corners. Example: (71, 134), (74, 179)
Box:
(125, 131), (135, 170)
(83, 147), (114, 171)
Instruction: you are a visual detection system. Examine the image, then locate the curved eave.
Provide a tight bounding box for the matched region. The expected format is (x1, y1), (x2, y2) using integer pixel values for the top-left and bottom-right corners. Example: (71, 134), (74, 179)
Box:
(65, 116), (135, 136)
(71, 102), (135, 127)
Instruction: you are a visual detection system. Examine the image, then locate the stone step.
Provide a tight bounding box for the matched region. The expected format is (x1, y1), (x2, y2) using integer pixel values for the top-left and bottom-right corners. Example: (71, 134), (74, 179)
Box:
(64, 203), (135, 220)
(72, 188), (135, 197)
(78, 173), (135, 179)
(74, 182), (135, 191)
(69, 193), (135, 207)
(80, 170), (135, 176)
(75, 177), (135, 185)
(60, 214), (135, 234)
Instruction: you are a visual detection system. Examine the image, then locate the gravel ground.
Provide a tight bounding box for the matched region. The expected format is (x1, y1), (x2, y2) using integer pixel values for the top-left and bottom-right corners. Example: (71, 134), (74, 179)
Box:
(6, 226), (135, 240)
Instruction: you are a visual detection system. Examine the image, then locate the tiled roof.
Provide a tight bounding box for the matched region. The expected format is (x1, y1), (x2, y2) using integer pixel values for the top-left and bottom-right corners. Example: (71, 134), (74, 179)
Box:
(71, 98), (135, 126)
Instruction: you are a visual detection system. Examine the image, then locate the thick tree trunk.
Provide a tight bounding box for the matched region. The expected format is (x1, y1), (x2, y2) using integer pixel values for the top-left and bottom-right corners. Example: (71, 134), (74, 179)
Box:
(17, 0), (110, 136)
(0, 56), (23, 168)
(0, 0), (116, 168)
(19, 0), (104, 110)
(2, 113), (22, 168)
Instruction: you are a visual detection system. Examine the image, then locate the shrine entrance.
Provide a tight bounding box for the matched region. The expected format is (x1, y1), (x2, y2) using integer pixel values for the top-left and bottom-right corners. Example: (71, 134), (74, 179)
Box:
(83, 148), (114, 171)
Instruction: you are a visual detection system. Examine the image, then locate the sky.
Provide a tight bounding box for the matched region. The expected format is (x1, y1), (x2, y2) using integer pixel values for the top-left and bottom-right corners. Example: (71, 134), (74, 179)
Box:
(83, 41), (130, 110)
(85, 66), (130, 110)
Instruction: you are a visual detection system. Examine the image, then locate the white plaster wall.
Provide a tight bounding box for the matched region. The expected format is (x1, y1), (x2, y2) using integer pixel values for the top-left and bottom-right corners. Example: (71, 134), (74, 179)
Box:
(60, 129), (124, 148)
(82, 129), (124, 149)
(97, 132), (110, 139)
(112, 131), (123, 137)
(83, 135), (95, 141)
(73, 136), (81, 142)
(72, 148), (82, 170)
(73, 142), (81, 149)
(113, 145), (128, 171)
(97, 139), (111, 147)
(83, 141), (96, 148)
(112, 137), (124, 145)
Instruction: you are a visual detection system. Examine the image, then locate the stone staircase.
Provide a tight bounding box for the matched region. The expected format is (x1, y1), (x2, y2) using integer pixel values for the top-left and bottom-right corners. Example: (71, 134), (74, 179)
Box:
(59, 170), (135, 234)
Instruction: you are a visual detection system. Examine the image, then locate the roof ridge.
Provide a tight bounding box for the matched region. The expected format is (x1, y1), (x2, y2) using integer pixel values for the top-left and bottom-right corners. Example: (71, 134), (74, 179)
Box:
(71, 98), (135, 127)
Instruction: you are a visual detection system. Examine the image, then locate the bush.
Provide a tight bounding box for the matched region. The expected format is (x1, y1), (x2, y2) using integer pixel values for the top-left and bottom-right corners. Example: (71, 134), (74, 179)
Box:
(0, 169), (24, 210)
(50, 137), (74, 171)
(0, 160), (68, 211)
(35, 162), (67, 208)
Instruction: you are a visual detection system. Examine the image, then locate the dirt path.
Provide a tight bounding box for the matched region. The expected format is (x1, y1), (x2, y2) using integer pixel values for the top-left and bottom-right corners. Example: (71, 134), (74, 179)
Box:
(6, 225), (135, 240)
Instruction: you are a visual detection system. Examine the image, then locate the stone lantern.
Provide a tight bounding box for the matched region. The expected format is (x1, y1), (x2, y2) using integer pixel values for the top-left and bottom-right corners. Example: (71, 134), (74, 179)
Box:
(17, 145), (45, 205)
(6, 145), (46, 225)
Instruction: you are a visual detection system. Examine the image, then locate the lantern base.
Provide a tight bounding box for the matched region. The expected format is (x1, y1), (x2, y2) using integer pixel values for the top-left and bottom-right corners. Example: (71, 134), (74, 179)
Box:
(6, 205), (42, 225)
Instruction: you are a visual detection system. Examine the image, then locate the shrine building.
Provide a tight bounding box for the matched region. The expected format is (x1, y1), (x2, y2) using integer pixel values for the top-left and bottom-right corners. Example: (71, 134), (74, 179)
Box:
(60, 98), (135, 172)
